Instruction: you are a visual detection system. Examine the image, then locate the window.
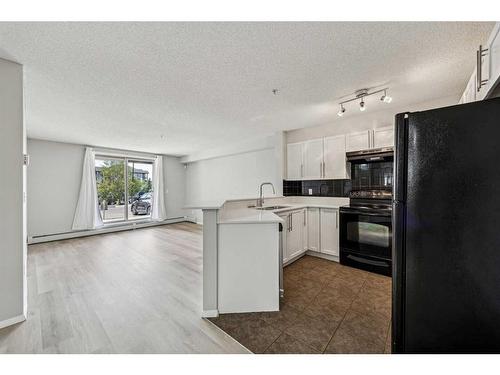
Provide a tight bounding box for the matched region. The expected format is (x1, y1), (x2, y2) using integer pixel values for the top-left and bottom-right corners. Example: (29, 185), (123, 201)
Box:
(127, 160), (153, 220)
(95, 156), (154, 223)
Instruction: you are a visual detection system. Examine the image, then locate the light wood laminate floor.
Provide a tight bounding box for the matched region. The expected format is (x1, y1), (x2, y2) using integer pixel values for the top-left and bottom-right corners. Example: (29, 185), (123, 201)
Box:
(0, 223), (249, 354)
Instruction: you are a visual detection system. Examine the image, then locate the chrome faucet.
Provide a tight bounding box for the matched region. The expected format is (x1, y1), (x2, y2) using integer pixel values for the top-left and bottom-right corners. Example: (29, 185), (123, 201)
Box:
(257, 182), (276, 207)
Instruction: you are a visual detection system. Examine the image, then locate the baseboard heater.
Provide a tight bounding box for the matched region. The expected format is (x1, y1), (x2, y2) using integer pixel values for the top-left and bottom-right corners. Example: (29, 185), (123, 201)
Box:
(29, 217), (198, 244)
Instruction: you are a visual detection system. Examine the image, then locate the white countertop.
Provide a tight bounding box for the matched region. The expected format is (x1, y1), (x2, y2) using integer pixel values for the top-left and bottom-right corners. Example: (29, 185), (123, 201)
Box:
(216, 196), (349, 224)
(184, 201), (225, 210)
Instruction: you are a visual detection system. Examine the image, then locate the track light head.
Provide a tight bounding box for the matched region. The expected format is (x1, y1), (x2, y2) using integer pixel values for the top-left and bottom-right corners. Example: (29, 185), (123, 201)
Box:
(380, 90), (392, 103)
(337, 105), (346, 117)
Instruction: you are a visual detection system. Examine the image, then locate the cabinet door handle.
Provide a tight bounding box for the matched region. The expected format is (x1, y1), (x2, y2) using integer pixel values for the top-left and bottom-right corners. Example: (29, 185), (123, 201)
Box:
(303, 210), (306, 226)
(336, 210), (339, 228)
(323, 161), (326, 178)
(290, 213), (293, 231)
(301, 164), (304, 178)
(477, 44), (489, 92)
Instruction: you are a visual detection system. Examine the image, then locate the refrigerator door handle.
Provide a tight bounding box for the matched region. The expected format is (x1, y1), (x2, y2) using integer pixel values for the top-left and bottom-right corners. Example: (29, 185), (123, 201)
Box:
(392, 200), (406, 354)
(477, 45), (489, 92)
(394, 113), (409, 203)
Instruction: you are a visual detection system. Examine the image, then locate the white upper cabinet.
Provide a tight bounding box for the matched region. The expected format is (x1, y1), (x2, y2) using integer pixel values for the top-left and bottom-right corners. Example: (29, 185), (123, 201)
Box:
(461, 68), (477, 104)
(320, 208), (339, 257)
(486, 24), (500, 98)
(345, 130), (371, 152)
(287, 142), (303, 180)
(323, 135), (349, 179)
(373, 126), (394, 148)
(303, 138), (324, 179)
(286, 128), (394, 180)
(460, 23), (500, 102)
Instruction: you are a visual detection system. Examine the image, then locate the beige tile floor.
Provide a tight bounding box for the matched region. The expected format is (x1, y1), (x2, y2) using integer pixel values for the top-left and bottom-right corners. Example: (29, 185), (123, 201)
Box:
(209, 255), (392, 354)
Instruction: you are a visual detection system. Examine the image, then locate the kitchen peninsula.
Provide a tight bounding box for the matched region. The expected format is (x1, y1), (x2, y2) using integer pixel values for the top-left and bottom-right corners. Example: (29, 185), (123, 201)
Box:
(188, 195), (349, 318)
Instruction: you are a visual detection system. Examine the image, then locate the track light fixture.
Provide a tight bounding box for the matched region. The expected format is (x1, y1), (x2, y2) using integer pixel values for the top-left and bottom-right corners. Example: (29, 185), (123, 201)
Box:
(337, 87), (392, 117)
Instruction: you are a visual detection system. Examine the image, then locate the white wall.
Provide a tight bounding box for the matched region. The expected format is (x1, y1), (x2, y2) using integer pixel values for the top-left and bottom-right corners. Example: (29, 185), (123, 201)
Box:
(27, 139), (85, 237)
(163, 155), (187, 219)
(0, 58), (26, 326)
(27, 138), (187, 238)
(185, 145), (282, 223)
(286, 95), (458, 143)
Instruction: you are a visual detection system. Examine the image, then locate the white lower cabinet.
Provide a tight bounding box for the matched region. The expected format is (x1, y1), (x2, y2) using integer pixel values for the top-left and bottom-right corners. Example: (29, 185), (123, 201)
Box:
(302, 209), (308, 252)
(307, 208), (320, 252)
(281, 209), (306, 264)
(282, 207), (339, 265)
(319, 208), (339, 257)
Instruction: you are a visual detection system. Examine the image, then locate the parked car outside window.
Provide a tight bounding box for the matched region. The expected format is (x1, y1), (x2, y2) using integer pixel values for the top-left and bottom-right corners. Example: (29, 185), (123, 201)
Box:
(130, 192), (152, 215)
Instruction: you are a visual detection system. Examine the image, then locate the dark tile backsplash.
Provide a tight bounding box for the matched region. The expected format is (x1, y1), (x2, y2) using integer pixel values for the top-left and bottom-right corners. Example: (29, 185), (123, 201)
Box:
(282, 180), (302, 196)
(284, 161), (394, 197)
(283, 179), (351, 197)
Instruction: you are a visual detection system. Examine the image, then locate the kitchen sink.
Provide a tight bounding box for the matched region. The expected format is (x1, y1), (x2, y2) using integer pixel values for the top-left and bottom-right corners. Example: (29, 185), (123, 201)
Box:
(255, 205), (290, 210)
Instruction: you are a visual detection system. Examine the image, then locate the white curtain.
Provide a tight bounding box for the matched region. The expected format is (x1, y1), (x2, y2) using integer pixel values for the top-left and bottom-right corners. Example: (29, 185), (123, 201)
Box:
(72, 147), (103, 230)
(152, 155), (167, 221)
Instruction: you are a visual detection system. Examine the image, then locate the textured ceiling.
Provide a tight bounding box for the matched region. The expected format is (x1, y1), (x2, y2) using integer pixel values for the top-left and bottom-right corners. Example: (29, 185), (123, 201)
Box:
(0, 22), (494, 156)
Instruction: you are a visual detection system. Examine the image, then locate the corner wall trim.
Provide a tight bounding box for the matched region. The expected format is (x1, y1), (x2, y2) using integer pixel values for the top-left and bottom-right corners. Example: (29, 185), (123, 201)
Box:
(202, 309), (219, 318)
(0, 314), (26, 330)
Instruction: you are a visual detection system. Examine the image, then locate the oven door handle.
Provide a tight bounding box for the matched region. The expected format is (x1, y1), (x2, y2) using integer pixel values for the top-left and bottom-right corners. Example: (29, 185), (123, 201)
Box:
(346, 254), (390, 267)
(339, 209), (391, 217)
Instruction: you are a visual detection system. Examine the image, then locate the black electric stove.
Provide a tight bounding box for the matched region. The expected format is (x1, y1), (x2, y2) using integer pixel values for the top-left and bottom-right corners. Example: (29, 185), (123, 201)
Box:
(339, 188), (393, 277)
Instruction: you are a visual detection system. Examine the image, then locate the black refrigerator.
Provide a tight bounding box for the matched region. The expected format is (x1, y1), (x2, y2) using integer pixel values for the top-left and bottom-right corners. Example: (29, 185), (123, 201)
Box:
(392, 97), (500, 353)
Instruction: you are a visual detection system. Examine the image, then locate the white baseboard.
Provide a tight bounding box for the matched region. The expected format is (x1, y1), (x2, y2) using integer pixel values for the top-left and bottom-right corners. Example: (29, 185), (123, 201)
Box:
(0, 314), (26, 330)
(29, 217), (196, 244)
(283, 252), (307, 267)
(202, 309), (219, 318)
(184, 215), (202, 225)
(306, 250), (339, 262)
(283, 250), (339, 267)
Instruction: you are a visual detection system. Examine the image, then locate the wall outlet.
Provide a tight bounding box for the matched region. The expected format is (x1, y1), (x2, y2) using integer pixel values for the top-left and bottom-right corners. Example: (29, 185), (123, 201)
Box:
(308, 188), (313, 195)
